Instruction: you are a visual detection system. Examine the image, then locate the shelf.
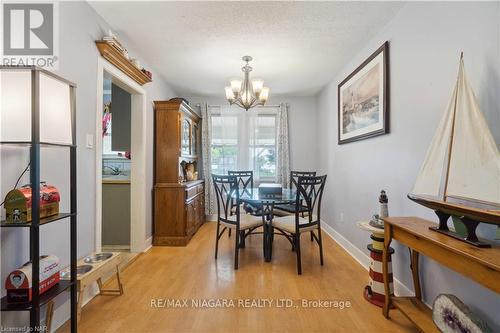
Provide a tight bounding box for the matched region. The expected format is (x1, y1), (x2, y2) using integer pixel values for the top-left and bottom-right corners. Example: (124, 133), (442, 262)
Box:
(0, 141), (75, 148)
(391, 297), (439, 333)
(0, 213), (74, 228)
(95, 41), (152, 85)
(1, 280), (74, 311)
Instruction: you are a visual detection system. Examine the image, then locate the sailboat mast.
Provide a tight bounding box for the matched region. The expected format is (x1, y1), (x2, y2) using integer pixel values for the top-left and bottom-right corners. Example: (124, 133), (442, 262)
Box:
(442, 52), (463, 201)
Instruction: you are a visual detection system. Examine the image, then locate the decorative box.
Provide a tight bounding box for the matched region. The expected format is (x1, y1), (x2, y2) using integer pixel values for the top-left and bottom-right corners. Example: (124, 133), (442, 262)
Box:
(5, 255), (60, 303)
(258, 183), (282, 198)
(4, 183), (60, 223)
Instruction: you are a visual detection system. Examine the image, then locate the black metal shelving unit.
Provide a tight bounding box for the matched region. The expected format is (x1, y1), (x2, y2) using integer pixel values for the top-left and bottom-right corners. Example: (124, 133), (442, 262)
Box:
(0, 66), (77, 332)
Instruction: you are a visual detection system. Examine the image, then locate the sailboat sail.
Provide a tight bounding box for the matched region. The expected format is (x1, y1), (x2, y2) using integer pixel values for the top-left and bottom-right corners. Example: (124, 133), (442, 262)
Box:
(411, 84), (456, 198)
(412, 56), (500, 207)
(446, 59), (500, 205)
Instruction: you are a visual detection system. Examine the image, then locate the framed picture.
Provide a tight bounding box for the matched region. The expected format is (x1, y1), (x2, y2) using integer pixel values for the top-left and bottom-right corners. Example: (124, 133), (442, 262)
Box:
(338, 42), (389, 144)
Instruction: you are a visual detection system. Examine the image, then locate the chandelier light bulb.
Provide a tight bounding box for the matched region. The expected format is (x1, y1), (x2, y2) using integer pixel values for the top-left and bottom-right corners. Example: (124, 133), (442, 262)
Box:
(259, 87), (269, 102)
(252, 79), (264, 95)
(225, 86), (235, 101)
(230, 80), (242, 94)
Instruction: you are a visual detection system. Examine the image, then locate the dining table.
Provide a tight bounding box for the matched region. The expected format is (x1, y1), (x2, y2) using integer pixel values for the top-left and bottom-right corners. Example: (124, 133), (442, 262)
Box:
(234, 187), (296, 262)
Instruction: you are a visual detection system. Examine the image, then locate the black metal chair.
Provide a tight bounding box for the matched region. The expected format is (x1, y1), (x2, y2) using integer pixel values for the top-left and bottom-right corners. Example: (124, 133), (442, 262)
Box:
(274, 171), (317, 215)
(212, 174), (263, 269)
(227, 171), (261, 238)
(228, 170), (253, 197)
(272, 175), (327, 275)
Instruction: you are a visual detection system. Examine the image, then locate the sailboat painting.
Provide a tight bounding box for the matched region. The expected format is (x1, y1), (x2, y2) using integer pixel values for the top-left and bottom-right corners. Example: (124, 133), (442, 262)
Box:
(408, 54), (500, 248)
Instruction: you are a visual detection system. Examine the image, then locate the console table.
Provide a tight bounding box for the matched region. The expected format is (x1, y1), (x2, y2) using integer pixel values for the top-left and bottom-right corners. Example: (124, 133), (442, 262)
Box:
(382, 217), (500, 332)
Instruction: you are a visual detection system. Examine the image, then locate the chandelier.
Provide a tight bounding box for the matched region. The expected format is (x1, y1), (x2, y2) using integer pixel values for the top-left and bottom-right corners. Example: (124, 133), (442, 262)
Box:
(225, 56), (270, 111)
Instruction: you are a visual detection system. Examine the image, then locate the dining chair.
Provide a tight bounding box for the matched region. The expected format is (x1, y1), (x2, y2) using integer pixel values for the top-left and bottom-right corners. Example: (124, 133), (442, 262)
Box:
(212, 174), (263, 269)
(227, 171), (261, 238)
(272, 175), (327, 275)
(275, 171), (317, 215)
(274, 171), (317, 240)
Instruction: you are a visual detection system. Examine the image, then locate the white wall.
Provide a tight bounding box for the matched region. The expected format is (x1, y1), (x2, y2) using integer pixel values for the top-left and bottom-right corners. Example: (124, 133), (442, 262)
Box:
(0, 2), (176, 330)
(186, 95), (317, 173)
(316, 2), (500, 330)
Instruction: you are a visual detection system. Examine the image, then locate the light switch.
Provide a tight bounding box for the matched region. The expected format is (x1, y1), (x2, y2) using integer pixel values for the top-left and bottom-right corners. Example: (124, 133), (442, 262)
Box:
(86, 134), (94, 149)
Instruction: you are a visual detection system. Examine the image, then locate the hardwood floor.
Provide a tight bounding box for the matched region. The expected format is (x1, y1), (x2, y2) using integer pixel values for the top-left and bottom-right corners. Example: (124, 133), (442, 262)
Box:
(58, 222), (417, 333)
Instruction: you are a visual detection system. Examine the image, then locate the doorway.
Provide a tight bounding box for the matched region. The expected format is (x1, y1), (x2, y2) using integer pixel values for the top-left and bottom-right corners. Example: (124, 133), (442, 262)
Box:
(101, 78), (131, 250)
(96, 57), (148, 254)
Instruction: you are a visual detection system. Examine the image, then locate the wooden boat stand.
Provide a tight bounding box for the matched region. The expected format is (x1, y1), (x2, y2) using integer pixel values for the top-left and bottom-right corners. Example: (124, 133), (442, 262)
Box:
(431, 210), (491, 248)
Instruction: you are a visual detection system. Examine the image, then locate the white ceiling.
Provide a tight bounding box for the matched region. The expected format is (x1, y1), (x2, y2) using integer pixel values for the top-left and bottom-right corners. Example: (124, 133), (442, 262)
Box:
(90, 1), (403, 97)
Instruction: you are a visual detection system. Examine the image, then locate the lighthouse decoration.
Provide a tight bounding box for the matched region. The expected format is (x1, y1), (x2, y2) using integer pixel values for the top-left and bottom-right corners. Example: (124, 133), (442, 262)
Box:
(379, 190), (388, 218)
(359, 190), (394, 308)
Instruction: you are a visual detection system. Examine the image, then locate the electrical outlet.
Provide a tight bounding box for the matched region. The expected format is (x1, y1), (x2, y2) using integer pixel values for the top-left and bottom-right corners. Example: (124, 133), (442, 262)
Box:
(340, 212), (344, 222)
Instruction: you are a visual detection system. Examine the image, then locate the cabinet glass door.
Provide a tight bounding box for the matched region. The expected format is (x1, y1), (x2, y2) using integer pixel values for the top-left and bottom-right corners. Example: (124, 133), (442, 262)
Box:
(191, 124), (198, 156)
(181, 119), (190, 156)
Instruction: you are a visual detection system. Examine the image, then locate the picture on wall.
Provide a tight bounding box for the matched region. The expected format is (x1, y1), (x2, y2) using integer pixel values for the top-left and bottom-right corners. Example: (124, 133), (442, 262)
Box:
(338, 42), (389, 144)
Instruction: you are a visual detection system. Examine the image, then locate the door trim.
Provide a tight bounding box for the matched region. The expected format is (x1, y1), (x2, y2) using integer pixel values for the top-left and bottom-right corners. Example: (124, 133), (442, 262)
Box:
(96, 57), (147, 253)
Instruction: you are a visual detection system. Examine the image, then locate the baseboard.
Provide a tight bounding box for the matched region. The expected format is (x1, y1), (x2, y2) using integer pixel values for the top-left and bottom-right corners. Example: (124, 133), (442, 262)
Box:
(102, 245), (130, 251)
(206, 214), (217, 222)
(320, 221), (414, 297)
(143, 236), (153, 252)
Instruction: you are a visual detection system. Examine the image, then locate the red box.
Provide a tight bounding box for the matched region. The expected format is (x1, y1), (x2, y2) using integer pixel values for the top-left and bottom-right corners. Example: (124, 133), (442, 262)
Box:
(5, 255), (60, 303)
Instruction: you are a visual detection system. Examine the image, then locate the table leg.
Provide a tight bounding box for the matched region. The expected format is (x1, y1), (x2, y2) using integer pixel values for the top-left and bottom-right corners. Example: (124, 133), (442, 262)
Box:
(382, 224), (393, 318)
(411, 249), (421, 300)
(263, 222), (273, 262)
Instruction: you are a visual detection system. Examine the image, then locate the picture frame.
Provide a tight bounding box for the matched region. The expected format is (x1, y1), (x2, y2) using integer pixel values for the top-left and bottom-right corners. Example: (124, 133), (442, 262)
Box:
(338, 41), (389, 144)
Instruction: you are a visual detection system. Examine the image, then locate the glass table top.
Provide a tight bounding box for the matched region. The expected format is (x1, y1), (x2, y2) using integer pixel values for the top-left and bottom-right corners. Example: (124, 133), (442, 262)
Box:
(234, 188), (296, 205)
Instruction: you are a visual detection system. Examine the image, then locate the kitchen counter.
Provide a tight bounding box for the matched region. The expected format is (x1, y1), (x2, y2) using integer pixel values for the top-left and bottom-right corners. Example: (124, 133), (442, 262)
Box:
(102, 175), (130, 184)
(102, 178), (130, 184)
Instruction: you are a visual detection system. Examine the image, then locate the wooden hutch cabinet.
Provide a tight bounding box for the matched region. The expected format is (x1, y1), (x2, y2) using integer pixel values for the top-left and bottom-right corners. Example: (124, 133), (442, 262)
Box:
(153, 100), (205, 246)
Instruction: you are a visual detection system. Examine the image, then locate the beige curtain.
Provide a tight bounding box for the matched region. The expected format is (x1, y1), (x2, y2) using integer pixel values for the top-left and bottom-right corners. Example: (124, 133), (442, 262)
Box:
(276, 103), (290, 187)
(201, 103), (215, 216)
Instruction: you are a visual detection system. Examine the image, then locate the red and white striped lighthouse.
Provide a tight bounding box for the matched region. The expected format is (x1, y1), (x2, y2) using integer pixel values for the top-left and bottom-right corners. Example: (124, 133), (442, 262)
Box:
(357, 221), (394, 308)
(365, 243), (394, 307)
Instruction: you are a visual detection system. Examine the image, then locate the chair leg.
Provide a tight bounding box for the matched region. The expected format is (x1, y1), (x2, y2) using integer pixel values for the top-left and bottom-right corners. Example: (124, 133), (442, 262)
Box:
(310, 231), (314, 242)
(215, 222), (221, 260)
(228, 229), (232, 238)
(239, 230), (246, 248)
(295, 233), (302, 275)
(234, 227), (240, 270)
(318, 227), (324, 266)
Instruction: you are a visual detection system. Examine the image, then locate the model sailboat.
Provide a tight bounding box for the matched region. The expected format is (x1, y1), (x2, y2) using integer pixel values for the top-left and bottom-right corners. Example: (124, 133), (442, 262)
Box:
(408, 53), (500, 247)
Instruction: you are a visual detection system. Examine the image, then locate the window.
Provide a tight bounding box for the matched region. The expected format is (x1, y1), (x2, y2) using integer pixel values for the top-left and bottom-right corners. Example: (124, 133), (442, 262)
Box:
(210, 107), (277, 181)
(249, 115), (276, 179)
(211, 115), (238, 175)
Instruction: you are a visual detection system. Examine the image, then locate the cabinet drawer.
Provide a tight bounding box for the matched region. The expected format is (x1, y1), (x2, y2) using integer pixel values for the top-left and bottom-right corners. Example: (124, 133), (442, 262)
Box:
(186, 184), (204, 201)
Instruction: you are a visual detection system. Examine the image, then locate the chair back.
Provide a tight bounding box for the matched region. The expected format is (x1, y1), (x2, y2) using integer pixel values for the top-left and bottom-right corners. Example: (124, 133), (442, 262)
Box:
(228, 170), (253, 197)
(212, 174), (239, 226)
(294, 175), (327, 228)
(290, 171), (316, 190)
